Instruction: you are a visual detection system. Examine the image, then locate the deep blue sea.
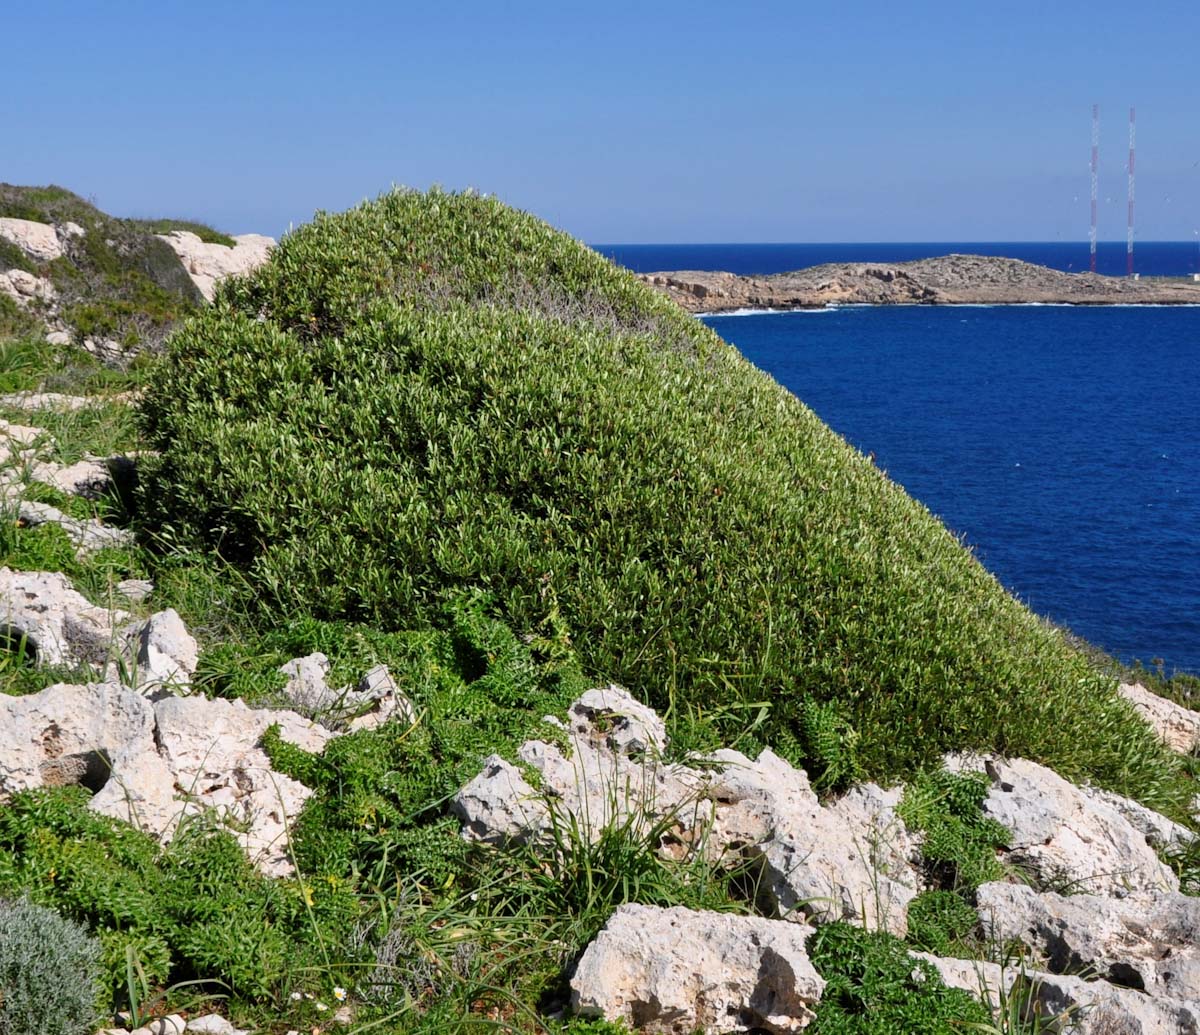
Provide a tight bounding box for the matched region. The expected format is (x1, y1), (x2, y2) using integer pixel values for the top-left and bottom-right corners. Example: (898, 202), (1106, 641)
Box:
(597, 244), (1200, 674)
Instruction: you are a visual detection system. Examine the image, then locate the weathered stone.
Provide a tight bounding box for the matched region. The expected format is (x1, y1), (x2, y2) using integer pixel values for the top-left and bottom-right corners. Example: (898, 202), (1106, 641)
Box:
(156, 231), (275, 301)
(0, 390), (140, 411)
(116, 578), (155, 603)
(125, 608), (199, 693)
(0, 217), (63, 262)
(28, 455), (112, 498)
(149, 1015), (186, 1035)
(1120, 682), (1200, 755)
(451, 754), (548, 845)
(916, 951), (1200, 1034)
(0, 566), (128, 666)
(571, 904), (824, 1034)
(946, 754), (1178, 895)
(17, 499), (136, 555)
(456, 689), (922, 935)
(96, 694), (338, 877)
(0, 268), (56, 306)
(0, 680), (153, 797)
(712, 750), (921, 935)
(185, 1017), (235, 1035)
(280, 654), (413, 729)
(1083, 784), (1195, 853)
(346, 663), (415, 732)
(977, 881), (1200, 1000)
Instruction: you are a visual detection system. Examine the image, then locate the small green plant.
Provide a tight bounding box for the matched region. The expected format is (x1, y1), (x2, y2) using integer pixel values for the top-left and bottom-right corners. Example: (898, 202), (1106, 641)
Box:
(899, 769), (1011, 893)
(0, 896), (102, 1035)
(807, 922), (992, 1033)
(906, 890), (980, 956)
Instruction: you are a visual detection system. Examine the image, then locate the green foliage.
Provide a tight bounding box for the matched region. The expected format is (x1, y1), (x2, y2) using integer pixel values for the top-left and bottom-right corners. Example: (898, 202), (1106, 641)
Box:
(0, 788), (355, 1008)
(793, 696), (864, 792)
(808, 922), (992, 1033)
(0, 294), (38, 340)
(906, 890), (981, 956)
(0, 896), (102, 1035)
(261, 592), (587, 886)
(899, 770), (1010, 893)
(125, 218), (236, 248)
(0, 237), (37, 273)
(137, 186), (1188, 811)
(0, 183), (203, 350)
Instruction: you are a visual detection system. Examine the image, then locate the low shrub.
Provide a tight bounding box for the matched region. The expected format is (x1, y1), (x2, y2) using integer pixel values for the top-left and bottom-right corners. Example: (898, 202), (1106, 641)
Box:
(905, 890), (980, 956)
(899, 769), (1010, 893)
(0, 896), (102, 1035)
(807, 922), (992, 1033)
(138, 187), (1188, 811)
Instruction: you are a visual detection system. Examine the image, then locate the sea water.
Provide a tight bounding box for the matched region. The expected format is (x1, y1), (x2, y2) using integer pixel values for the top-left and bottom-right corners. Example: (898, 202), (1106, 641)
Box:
(707, 305), (1200, 674)
(595, 245), (1200, 673)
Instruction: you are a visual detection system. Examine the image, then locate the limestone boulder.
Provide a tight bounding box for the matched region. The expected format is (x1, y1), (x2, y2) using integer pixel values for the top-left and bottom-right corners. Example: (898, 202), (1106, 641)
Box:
(946, 754), (1178, 894)
(1120, 681), (1200, 754)
(916, 951), (1200, 1034)
(279, 653), (413, 730)
(570, 904), (825, 1034)
(977, 881), (1200, 1000)
(0, 567), (128, 667)
(124, 608), (199, 693)
(0, 217), (63, 263)
(0, 680), (154, 796)
(108, 695), (337, 876)
(455, 688), (923, 936)
(17, 499), (136, 555)
(157, 231), (274, 301)
(0, 269), (56, 306)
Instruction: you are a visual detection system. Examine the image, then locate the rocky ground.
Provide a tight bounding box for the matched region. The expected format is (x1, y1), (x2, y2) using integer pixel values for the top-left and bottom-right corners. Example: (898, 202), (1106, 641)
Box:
(640, 254), (1200, 312)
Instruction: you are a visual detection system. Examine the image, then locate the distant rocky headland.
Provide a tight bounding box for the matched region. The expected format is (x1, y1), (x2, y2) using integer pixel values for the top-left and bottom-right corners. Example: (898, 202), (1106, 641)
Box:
(639, 254), (1200, 312)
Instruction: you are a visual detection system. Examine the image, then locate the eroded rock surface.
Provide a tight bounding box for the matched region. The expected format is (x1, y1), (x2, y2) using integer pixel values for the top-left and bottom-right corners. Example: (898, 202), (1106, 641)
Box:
(455, 686), (922, 935)
(570, 904), (824, 1034)
(946, 754), (1178, 894)
(157, 231), (275, 301)
(1120, 681), (1200, 755)
(917, 951), (1200, 1034)
(0, 217), (64, 263)
(977, 882), (1200, 1000)
(279, 652), (413, 730)
(0, 567), (129, 666)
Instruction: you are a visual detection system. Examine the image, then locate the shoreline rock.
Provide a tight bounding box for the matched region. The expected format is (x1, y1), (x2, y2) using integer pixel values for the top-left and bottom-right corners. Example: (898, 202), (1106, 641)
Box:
(639, 254), (1200, 313)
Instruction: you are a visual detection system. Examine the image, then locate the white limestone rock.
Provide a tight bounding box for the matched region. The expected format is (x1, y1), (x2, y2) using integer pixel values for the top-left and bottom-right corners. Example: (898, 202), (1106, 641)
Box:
(0, 566), (128, 667)
(915, 951), (1200, 1034)
(977, 881), (1200, 1001)
(0, 679), (154, 797)
(571, 904), (825, 1034)
(0, 217), (63, 263)
(455, 690), (922, 936)
(451, 754), (548, 845)
(125, 608), (199, 693)
(156, 231), (274, 301)
(97, 694), (338, 877)
(945, 754), (1178, 895)
(1120, 681), (1200, 755)
(17, 499), (136, 555)
(279, 654), (413, 730)
(0, 268), (56, 306)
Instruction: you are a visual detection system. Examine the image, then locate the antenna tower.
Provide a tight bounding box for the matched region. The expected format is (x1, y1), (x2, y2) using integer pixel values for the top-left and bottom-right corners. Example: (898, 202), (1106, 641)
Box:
(1127, 107), (1136, 276)
(1090, 104), (1099, 273)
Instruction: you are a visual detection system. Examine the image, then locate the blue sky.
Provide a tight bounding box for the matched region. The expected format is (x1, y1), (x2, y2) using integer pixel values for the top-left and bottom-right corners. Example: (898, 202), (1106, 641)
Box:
(8, 1), (1200, 242)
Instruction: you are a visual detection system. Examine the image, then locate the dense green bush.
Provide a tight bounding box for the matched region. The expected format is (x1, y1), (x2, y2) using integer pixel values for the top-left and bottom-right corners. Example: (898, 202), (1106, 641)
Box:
(138, 187), (1186, 809)
(905, 890), (981, 956)
(0, 896), (101, 1035)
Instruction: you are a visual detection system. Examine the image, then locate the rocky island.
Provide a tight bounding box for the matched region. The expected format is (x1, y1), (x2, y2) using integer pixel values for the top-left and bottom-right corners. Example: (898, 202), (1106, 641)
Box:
(640, 253), (1200, 312)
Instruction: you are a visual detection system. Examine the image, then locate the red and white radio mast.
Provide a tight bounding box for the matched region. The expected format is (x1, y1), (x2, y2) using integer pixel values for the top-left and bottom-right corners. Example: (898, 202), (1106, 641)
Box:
(1090, 104), (1099, 273)
(1127, 107), (1136, 277)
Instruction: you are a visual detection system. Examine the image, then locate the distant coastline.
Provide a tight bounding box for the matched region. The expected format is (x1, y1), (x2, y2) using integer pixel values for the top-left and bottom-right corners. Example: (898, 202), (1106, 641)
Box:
(637, 254), (1200, 314)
